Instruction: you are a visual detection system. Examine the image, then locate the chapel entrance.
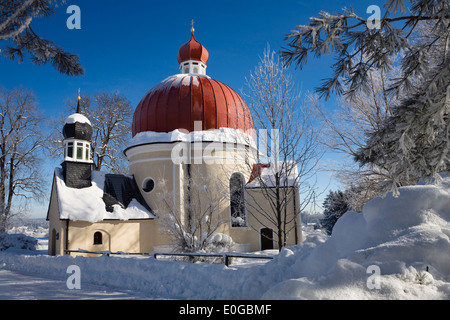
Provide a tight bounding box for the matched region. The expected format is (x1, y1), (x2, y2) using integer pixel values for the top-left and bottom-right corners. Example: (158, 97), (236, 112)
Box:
(260, 227), (274, 250)
(50, 229), (56, 256)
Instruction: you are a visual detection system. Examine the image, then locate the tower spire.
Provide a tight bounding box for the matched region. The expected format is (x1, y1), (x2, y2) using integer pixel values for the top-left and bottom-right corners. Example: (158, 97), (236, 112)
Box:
(76, 88), (81, 114)
(191, 19), (195, 34)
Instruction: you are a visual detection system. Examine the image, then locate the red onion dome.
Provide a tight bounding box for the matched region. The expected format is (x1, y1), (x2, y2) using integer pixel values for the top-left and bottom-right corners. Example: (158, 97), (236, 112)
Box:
(177, 32), (209, 65)
(132, 74), (254, 136)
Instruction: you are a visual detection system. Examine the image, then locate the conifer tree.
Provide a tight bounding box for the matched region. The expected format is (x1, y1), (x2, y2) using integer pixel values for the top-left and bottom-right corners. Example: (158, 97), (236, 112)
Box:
(0, 0), (83, 76)
(321, 190), (349, 235)
(282, 0), (450, 193)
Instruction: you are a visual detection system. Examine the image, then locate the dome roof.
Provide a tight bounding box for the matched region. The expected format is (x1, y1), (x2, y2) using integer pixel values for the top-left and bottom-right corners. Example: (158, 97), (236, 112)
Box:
(63, 117), (93, 141)
(132, 74), (254, 137)
(177, 32), (209, 65)
(63, 97), (93, 140)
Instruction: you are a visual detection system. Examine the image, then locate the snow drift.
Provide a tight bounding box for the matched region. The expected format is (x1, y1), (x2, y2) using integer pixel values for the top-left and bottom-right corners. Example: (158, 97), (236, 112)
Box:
(263, 178), (450, 299)
(1, 177), (450, 299)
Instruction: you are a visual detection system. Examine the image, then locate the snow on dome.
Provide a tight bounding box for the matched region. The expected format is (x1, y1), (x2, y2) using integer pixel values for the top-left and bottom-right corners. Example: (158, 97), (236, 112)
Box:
(65, 113), (91, 126)
(127, 127), (257, 150)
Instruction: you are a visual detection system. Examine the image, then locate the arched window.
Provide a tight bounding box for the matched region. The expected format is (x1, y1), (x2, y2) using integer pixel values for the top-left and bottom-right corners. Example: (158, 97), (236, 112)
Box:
(230, 173), (246, 227)
(93, 231), (102, 245)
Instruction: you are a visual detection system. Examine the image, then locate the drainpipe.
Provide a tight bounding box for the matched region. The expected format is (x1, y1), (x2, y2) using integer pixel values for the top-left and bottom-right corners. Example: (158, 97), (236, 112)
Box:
(65, 220), (69, 256)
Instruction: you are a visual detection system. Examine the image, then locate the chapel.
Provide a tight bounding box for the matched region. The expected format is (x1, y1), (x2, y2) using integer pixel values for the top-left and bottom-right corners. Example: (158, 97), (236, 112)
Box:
(47, 29), (302, 256)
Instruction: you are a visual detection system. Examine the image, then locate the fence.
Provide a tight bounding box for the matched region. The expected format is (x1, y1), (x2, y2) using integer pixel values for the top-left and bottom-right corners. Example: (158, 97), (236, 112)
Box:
(64, 249), (274, 267)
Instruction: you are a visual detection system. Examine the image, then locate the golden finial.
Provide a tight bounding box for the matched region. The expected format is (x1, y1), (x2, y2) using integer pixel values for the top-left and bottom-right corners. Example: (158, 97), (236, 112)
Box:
(191, 19), (195, 33)
(76, 88), (82, 113)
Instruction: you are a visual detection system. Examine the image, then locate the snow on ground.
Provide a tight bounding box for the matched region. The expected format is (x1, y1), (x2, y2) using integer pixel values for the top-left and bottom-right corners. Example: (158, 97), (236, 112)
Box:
(0, 269), (141, 300)
(1, 176), (450, 299)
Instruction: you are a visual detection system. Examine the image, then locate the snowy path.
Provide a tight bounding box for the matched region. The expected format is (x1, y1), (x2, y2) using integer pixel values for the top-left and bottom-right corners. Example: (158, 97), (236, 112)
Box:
(0, 269), (144, 300)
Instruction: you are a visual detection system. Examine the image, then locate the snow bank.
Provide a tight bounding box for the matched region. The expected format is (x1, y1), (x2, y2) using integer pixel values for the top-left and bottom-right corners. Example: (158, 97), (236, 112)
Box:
(55, 168), (155, 223)
(263, 179), (450, 299)
(1, 177), (450, 299)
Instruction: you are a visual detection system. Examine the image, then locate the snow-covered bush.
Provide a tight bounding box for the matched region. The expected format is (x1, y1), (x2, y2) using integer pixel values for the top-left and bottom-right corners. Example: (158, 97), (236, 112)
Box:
(155, 168), (229, 254)
(0, 233), (37, 251)
(204, 233), (235, 253)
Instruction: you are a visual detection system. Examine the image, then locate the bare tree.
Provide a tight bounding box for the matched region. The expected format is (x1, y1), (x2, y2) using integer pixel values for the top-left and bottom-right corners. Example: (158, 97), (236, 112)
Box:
(156, 166), (232, 253)
(0, 86), (46, 232)
(243, 45), (323, 250)
(1, 0), (84, 76)
(88, 92), (134, 173)
(51, 91), (133, 174)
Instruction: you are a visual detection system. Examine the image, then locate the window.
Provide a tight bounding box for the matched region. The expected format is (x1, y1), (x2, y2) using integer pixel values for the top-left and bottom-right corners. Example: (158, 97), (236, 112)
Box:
(193, 67), (199, 74)
(93, 231), (102, 245)
(85, 144), (90, 161)
(76, 142), (83, 160)
(65, 140), (90, 162)
(142, 178), (155, 193)
(67, 142), (74, 158)
(230, 173), (246, 227)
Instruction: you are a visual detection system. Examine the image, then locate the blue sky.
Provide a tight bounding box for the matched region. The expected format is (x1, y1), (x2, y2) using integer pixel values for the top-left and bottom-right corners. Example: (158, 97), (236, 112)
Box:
(0, 0), (384, 218)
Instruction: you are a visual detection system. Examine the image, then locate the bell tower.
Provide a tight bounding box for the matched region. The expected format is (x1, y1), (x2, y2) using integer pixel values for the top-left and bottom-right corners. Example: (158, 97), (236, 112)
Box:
(61, 92), (93, 189)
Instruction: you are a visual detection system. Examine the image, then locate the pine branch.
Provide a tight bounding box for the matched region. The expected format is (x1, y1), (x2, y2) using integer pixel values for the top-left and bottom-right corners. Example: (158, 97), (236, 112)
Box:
(1, 0), (83, 76)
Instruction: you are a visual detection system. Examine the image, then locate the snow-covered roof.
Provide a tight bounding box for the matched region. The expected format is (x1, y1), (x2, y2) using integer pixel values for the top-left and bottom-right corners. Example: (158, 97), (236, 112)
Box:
(53, 168), (155, 223)
(64, 113), (91, 126)
(246, 161), (299, 188)
(127, 127), (257, 150)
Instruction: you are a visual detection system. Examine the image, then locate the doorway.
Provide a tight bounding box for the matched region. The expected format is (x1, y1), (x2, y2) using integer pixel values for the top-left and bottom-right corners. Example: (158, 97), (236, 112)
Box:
(50, 229), (56, 256)
(260, 227), (274, 250)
